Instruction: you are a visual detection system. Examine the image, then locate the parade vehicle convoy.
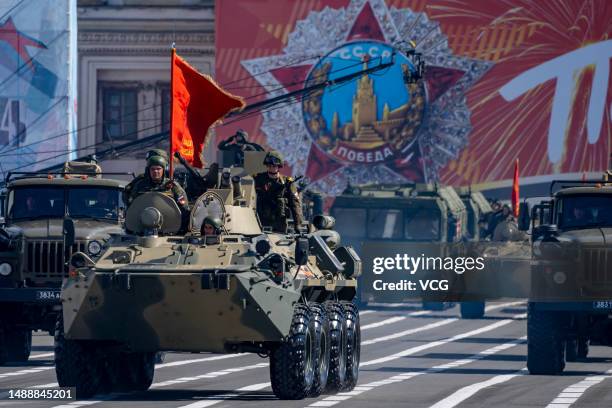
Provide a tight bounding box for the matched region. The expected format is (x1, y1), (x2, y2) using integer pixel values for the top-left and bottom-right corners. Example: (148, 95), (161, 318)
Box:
(0, 162), (125, 364)
(331, 183), (467, 311)
(527, 175), (612, 375)
(55, 153), (362, 400)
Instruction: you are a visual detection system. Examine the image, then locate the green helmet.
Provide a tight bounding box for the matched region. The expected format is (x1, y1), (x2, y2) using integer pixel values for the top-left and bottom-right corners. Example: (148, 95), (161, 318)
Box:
(146, 149), (169, 161)
(263, 151), (283, 167)
(203, 216), (223, 230)
(147, 155), (168, 169)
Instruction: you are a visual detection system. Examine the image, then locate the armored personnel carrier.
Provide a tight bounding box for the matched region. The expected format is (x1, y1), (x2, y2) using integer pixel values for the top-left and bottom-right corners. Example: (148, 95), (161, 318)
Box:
(0, 162), (125, 364)
(527, 176), (612, 375)
(55, 158), (362, 400)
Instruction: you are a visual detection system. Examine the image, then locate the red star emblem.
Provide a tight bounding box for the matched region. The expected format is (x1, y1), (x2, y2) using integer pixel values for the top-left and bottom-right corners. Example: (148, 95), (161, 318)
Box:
(266, 2), (465, 184)
(0, 17), (47, 71)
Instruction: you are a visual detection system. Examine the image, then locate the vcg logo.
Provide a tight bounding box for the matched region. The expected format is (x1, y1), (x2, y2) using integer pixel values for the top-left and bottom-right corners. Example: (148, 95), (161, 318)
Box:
(302, 41), (426, 165)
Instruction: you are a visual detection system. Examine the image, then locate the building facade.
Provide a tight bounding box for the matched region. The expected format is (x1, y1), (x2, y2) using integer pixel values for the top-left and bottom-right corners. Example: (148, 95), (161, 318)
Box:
(77, 0), (214, 173)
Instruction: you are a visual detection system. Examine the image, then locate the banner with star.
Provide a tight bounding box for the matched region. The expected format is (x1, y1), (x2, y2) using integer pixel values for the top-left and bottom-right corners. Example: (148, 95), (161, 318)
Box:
(215, 0), (612, 195)
(0, 0), (78, 176)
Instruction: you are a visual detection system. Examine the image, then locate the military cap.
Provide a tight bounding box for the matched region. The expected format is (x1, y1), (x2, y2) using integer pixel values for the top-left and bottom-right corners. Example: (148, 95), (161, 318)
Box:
(263, 151), (284, 167)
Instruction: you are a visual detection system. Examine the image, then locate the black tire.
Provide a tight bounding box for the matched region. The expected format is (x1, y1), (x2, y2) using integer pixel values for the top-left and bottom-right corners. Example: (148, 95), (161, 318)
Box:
(0, 325), (31, 364)
(527, 304), (566, 375)
(309, 303), (330, 397)
(54, 317), (104, 398)
(270, 304), (316, 400)
(341, 301), (360, 391)
(325, 301), (347, 392)
(565, 339), (578, 362)
(117, 352), (156, 392)
(460, 302), (486, 319)
(577, 338), (589, 359)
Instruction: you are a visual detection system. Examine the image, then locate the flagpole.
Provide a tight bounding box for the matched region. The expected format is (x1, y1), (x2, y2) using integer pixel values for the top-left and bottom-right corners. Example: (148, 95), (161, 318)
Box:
(169, 45), (176, 180)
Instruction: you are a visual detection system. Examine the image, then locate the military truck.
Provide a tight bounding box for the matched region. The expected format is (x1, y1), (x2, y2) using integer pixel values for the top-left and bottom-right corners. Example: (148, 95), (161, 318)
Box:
(0, 163), (125, 364)
(455, 188), (495, 318)
(331, 183), (467, 310)
(55, 156), (362, 400)
(527, 177), (612, 375)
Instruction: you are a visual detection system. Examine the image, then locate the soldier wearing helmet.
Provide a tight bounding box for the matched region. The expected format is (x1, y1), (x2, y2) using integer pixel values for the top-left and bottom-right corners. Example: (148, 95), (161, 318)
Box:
(124, 152), (190, 228)
(253, 151), (303, 233)
(200, 216), (223, 236)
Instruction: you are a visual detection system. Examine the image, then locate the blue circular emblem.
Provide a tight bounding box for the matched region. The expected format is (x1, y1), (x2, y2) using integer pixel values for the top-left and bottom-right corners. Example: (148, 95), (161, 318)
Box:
(302, 40), (426, 165)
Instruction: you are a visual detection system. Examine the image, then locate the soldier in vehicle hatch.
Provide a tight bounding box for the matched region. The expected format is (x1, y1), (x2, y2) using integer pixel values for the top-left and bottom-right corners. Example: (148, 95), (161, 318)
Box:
(124, 153), (190, 229)
(200, 216), (223, 237)
(253, 151), (303, 233)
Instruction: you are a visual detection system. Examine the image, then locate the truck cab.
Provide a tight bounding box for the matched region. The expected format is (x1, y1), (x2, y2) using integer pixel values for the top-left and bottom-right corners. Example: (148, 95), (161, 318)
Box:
(527, 181), (612, 375)
(0, 164), (125, 364)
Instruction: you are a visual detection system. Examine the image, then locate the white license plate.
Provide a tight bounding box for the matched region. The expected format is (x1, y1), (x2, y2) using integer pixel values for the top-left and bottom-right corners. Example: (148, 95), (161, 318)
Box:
(36, 290), (61, 300)
(593, 301), (612, 309)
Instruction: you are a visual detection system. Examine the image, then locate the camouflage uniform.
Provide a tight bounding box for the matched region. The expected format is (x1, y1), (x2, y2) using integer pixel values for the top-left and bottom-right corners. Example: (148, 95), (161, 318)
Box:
(124, 153), (190, 228)
(253, 151), (303, 233)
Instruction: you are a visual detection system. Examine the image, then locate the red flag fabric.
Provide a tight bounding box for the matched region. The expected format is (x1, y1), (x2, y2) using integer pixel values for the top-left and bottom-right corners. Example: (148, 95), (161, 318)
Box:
(171, 49), (244, 169)
(512, 158), (520, 218)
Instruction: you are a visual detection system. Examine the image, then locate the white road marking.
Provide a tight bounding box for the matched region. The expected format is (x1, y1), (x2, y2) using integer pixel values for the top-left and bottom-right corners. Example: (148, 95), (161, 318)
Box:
(362, 318), (458, 346)
(545, 368), (612, 408)
(484, 301), (525, 312)
(428, 368), (527, 408)
(361, 316), (407, 330)
(49, 361), (269, 408)
(176, 382), (271, 408)
(359, 310), (375, 315)
(156, 353), (243, 368)
(306, 336), (527, 407)
(362, 313), (526, 367)
(0, 366), (54, 379)
(29, 352), (55, 359)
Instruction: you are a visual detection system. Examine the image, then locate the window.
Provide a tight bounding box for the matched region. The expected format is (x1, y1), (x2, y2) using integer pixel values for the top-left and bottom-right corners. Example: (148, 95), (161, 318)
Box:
(67, 188), (123, 220)
(8, 187), (65, 219)
(404, 208), (441, 241)
(558, 195), (612, 228)
(102, 88), (138, 140)
(367, 209), (403, 239)
(332, 208), (366, 238)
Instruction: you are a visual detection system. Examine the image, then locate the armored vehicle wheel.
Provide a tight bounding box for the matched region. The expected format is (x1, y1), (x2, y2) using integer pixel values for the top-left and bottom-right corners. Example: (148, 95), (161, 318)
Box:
(527, 306), (565, 375)
(54, 318), (104, 398)
(460, 302), (485, 319)
(309, 303), (331, 397)
(325, 301), (348, 392)
(341, 301), (360, 391)
(117, 352), (156, 392)
(270, 304), (317, 400)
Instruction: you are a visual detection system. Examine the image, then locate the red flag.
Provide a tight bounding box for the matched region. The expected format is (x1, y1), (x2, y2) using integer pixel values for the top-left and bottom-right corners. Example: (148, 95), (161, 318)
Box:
(512, 158), (520, 218)
(170, 49), (244, 170)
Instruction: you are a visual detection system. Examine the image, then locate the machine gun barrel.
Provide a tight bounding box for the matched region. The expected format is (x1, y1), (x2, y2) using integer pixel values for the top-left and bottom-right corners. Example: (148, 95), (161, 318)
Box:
(174, 152), (206, 182)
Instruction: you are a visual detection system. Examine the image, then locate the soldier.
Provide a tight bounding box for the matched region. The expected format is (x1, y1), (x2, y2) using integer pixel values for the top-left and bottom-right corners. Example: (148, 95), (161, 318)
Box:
(253, 151), (303, 233)
(200, 216), (223, 236)
(124, 153), (190, 229)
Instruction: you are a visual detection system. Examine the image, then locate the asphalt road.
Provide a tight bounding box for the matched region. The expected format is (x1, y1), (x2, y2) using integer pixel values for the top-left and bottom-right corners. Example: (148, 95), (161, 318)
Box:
(1, 302), (612, 408)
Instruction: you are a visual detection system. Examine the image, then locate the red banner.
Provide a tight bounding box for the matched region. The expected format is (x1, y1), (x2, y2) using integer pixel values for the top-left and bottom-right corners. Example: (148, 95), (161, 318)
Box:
(215, 0), (612, 195)
(171, 49), (244, 169)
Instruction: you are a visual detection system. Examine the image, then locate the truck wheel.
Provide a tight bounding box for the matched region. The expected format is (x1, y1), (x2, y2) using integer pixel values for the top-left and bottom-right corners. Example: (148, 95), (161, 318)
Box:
(325, 301), (347, 392)
(6, 329), (32, 362)
(119, 352), (156, 392)
(54, 317), (104, 398)
(527, 305), (565, 375)
(460, 302), (486, 319)
(270, 304), (316, 399)
(565, 339), (578, 362)
(309, 303), (330, 397)
(342, 301), (361, 391)
(577, 338), (589, 359)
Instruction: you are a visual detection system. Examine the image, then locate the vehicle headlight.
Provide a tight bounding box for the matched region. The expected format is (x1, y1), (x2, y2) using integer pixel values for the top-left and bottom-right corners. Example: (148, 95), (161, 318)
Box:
(0, 263), (12, 276)
(87, 240), (102, 256)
